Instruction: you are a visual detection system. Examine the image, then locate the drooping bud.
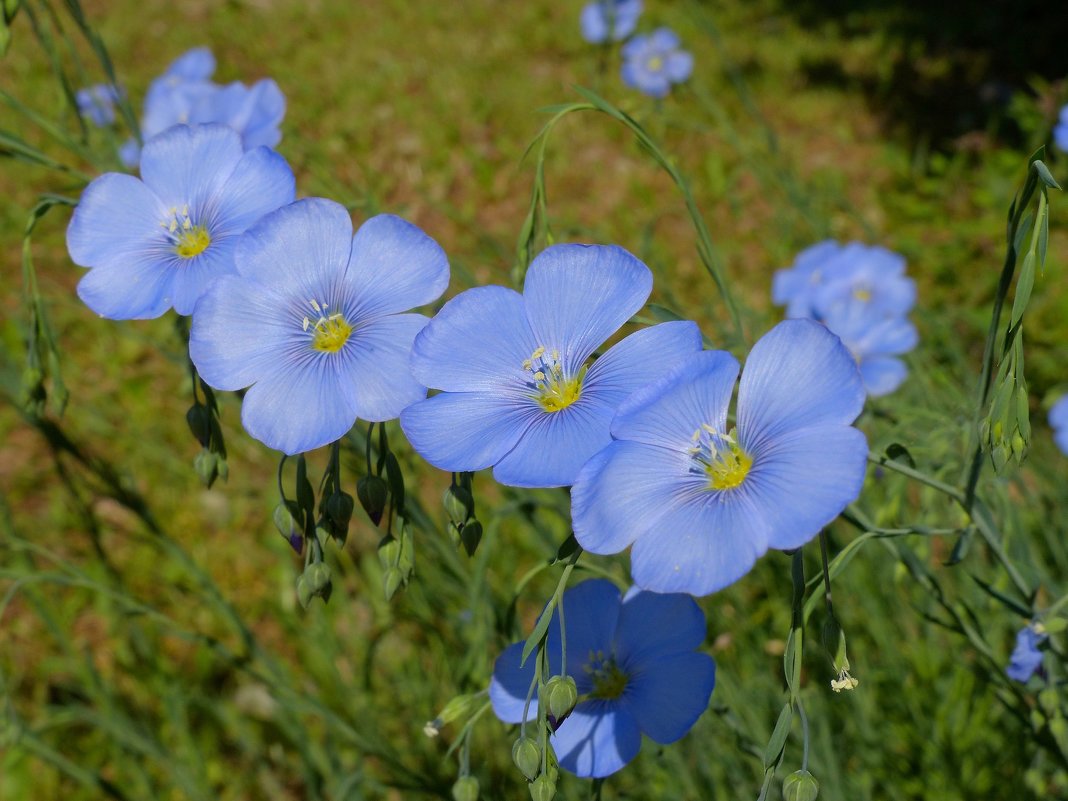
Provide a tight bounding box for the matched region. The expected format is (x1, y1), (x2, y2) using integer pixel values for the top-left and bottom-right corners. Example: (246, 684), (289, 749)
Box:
(529, 773), (556, 801)
(783, 770), (820, 801)
(357, 474), (389, 525)
(273, 501), (304, 553)
(194, 448), (220, 488)
(186, 403), (211, 447)
(511, 736), (541, 781)
(383, 566), (404, 601)
(544, 675), (578, 724)
(297, 562), (332, 607)
(323, 490), (355, 544)
(443, 484), (474, 525)
(459, 520), (483, 557)
(451, 776), (479, 801)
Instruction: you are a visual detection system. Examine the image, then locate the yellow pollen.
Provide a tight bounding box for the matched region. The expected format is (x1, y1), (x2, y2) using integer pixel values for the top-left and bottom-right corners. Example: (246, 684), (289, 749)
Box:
(583, 650), (629, 700)
(647, 55), (664, 72)
(524, 345), (584, 413)
(306, 300), (353, 353)
(690, 426), (753, 491)
(175, 225), (211, 259)
(853, 287), (872, 302)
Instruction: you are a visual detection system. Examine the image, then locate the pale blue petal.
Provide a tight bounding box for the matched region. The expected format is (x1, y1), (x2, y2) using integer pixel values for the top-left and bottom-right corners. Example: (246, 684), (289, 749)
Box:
(400, 391), (533, 472)
(170, 241), (236, 315)
(1050, 396), (1068, 430)
(67, 174), (167, 267)
(239, 80), (286, 149)
(345, 214), (450, 319)
(189, 275), (292, 390)
(1056, 427), (1068, 457)
(649, 27), (680, 50)
(166, 47), (215, 81)
(233, 198), (353, 296)
(610, 350), (739, 448)
(582, 321), (703, 409)
(491, 398), (615, 488)
(629, 490), (769, 596)
(615, 590), (707, 667)
(665, 51), (694, 82)
(859, 357), (908, 397)
(571, 441), (693, 555)
(623, 652), (715, 743)
(408, 286), (538, 392)
(342, 313), (430, 422)
(239, 357), (359, 455)
(551, 701), (640, 778)
(489, 641), (538, 724)
(139, 124), (243, 211)
(210, 146), (295, 235)
(76, 257), (174, 320)
(580, 3), (609, 42)
(523, 245), (652, 371)
(738, 320), (865, 449)
(744, 424), (868, 550)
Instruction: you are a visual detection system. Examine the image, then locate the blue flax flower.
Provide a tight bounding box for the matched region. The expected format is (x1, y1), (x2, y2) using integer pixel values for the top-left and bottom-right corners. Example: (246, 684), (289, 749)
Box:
(572, 320), (868, 596)
(1054, 105), (1068, 153)
(190, 198), (450, 456)
(121, 47), (285, 167)
(490, 579), (715, 778)
(580, 0), (642, 44)
(621, 28), (693, 98)
(76, 83), (122, 127)
(1050, 395), (1068, 455)
(400, 244), (703, 487)
(821, 298), (918, 397)
(1007, 625), (1046, 682)
(67, 124), (295, 319)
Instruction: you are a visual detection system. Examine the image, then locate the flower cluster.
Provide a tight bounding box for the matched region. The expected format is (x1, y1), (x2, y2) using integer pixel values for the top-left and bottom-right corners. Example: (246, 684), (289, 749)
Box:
(773, 240), (918, 396)
(108, 47), (285, 167)
(490, 579), (716, 778)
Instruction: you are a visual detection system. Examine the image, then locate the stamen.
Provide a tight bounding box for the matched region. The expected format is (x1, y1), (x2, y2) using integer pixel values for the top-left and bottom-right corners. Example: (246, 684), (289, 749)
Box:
(688, 425), (752, 491)
(160, 205), (211, 259)
(306, 299), (353, 354)
(583, 650), (629, 700)
(523, 345), (584, 413)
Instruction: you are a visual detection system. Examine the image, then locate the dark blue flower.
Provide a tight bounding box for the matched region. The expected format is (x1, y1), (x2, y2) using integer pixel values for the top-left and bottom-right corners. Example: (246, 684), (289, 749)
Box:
(1050, 395), (1068, 455)
(400, 244), (702, 487)
(580, 0), (642, 44)
(620, 28), (693, 98)
(67, 124), (295, 319)
(1007, 625), (1046, 683)
(490, 579), (715, 778)
(189, 198), (450, 455)
(572, 320), (868, 596)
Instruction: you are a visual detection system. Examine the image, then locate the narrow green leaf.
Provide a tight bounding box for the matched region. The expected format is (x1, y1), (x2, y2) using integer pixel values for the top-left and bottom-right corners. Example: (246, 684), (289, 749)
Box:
(762, 704), (793, 769)
(1008, 252), (1036, 327)
(520, 599), (556, 666)
(1034, 160), (1062, 190)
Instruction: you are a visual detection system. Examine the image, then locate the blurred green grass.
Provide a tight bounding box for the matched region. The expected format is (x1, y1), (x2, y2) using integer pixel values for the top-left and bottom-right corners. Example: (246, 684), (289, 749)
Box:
(3, 0), (1068, 799)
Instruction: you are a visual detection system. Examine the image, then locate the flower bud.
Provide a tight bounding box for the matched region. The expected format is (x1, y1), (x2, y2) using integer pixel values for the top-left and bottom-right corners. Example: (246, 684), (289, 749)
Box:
(383, 566), (404, 601)
(529, 773), (556, 801)
(306, 561), (331, 593)
(186, 403), (211, 447)
(783, 770), (820, 801)
(357, 474), (389, 526)
(324, 490), (355, 534)
(511, 736), (541, 781)
(443, 484), (474, 525)
(459, 520), (483, 557)
(296, 574), (313, 609)
(273, 502), (304, 553)
(451, 776), (479, 801)
(194, 448), (219, 488)
(544, 675), (577, 724)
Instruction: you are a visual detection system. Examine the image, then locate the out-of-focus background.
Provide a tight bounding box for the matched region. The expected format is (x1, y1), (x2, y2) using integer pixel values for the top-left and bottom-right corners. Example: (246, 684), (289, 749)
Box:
(3, 1), (1068, 799)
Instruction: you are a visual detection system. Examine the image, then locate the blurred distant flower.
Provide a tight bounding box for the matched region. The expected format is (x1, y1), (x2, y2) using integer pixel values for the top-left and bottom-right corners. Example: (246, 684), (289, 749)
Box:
(1054, 105), (1068, 153)
(490, 579), (715, 778)
(580, 0), (642, 44)
(773, 241), (917, 397)
(572, 320), (868, 596)
(1007, 625), (1046, 682)
(400, 244), (702, 487)
(121, 47), (285, 167)
(75, 83), (122, 127)
(621, 28), (693, 98)
(1050, 395), (1068, 455)
(190, 198), (450, 455)
(67, 124), (294, 319)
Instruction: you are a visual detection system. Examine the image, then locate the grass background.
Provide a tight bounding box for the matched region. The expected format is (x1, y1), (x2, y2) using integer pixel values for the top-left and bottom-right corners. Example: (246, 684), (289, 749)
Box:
(3, 1), (1068, 799)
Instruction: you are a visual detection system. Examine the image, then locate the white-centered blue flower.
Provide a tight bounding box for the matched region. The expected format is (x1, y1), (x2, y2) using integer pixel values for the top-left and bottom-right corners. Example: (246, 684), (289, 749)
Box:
(621, 28), (693, 98)
(399, 244), (703, 488)
(67, 124), (295, 319)
(189, 198), (450, 456)
(490, 579), (715, 778)
(571, 320), (868, 596)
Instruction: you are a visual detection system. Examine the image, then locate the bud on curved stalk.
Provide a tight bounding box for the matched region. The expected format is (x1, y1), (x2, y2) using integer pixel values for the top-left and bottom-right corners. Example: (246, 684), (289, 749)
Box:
(783, 770), (820, 801)
(451, 776), (479, 801)
(357, 474), (389, 526)
(529, 773), (556, 801)
(512, 736), (541, 781)
(544, 675), (577, 725)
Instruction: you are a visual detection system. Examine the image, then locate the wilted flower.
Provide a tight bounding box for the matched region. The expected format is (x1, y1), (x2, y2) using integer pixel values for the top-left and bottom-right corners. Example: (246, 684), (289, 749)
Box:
(580, 0), (642, 44)
(1007, 624), (1046, 682)
(121, 47), (285, 167)
(572, 320), (868, 596)
(190, 198), (449, 455)
(75, 83), (122, 127)
(490, 579), (715, 778)
(400, 244), (702, 487)
(621, 28), (693, 98)
(67, 124), (295, 319)
(1050, 395), (1068, 455)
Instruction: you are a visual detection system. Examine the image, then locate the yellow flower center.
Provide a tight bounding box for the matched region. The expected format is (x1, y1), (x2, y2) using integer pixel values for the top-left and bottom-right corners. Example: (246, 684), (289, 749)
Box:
(523, 346), (585, 413)
(303, 299), (353, 354)
(853, 287), (872, 302)
(689, 424), (753, 491)
(584, 650), (629, 700)
(647, 55), (664, 72)
(161, 205), (212, 259)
